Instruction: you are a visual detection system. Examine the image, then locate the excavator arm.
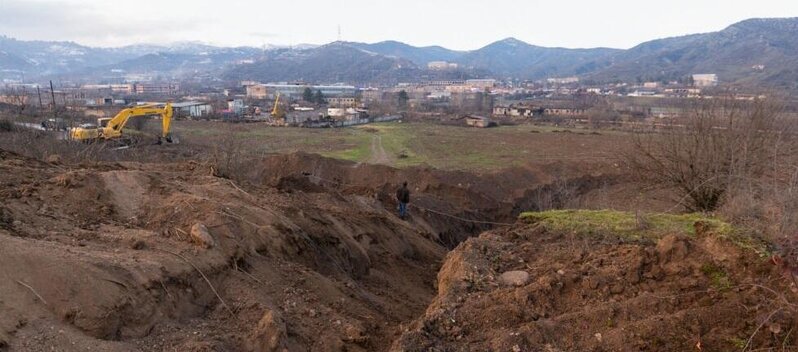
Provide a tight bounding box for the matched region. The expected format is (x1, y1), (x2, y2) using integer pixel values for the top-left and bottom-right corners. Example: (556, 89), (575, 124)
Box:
(160, 103), (174, 142)
(101, 104), (169, 139)
(271, 93), (285, 120)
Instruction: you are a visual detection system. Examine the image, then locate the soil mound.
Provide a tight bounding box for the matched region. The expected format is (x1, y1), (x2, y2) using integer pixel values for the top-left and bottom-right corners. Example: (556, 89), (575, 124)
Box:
(253, 152), (619, 247)
(5, 147), (765, 351)
(392, 212), (798, 351)
(0, 149), (449, 351)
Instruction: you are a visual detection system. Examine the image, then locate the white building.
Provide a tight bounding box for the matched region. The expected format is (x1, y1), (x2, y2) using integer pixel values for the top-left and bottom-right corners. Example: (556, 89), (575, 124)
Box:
(327, 108), (347, 117)
(172, 101), (213, 118)
(427, 61), (459, 70)
(327, 107), (365, 120)
(246, 85), (268, 99)
(326, 97), (357, 107)
(245, 83), (357, 99)
(692, 74), (718, 87)
(427, 91), (452, 100)
(227, 99), (245, 115)
(466, 79), (497, 89)
(547, 77), (580, 85)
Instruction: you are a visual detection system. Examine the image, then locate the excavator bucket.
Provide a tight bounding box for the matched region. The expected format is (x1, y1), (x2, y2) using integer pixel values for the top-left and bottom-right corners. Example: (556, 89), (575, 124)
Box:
(156, 134), (179, 145)
(159, 103), (175, 145)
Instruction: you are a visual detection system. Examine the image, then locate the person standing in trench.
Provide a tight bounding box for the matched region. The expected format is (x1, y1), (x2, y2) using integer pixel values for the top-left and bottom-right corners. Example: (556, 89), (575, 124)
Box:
(396, 181), (410, 220)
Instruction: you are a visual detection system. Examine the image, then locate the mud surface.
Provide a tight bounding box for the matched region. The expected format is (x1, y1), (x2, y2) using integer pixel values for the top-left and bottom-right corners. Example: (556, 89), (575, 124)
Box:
(392, 223), (798, 351)
(0, 149), (445, 351)
(0, 149), (615, 351)
(3, 147), (793, 351)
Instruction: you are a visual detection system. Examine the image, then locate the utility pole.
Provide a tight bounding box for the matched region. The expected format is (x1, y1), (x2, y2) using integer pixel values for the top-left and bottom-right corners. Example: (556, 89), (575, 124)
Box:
(36, 86), (43, 111)
(49, 80), (56, 114)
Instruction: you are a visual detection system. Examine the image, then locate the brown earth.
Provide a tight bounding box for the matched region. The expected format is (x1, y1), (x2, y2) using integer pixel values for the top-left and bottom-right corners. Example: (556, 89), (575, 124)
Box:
(0, 148), (621, 351)
(391, 222), (798, 351)
(250, 152), (625, 247)
(2, 145), (794, 351)
(0, 149), (443, 351)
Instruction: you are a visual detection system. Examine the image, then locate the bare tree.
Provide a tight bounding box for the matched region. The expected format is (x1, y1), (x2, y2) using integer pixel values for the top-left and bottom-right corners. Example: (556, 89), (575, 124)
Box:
(627, 95), (796, 212)
(585, 97), (620, 129)
(1, 86), (30, 116)
(209, 132), (253, 182)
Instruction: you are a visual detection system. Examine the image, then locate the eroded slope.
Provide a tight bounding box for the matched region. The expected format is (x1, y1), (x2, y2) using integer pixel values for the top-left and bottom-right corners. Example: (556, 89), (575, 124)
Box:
(393, 211), (798, 351)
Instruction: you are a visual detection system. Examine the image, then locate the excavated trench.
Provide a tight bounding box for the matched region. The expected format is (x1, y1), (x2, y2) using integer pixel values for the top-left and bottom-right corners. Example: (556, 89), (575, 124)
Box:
(252, 152), (621, 249)
(0, 150), (622, 351)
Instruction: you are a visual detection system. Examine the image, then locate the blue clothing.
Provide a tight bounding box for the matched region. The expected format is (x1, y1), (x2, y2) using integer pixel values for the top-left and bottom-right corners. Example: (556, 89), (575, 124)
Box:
(398, 202), (408, 218)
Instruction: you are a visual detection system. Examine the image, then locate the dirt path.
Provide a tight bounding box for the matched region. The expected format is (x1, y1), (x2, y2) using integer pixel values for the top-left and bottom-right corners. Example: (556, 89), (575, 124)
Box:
(368, 134), (392, 165)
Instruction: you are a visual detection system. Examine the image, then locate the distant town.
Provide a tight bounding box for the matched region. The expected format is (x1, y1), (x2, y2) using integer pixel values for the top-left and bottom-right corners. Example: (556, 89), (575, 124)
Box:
(0, 69), (773, 131)
(3, 16), (798, 131)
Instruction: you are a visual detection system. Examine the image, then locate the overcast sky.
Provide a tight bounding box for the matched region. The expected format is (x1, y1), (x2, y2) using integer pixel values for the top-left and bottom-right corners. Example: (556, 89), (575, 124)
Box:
(1, 0), (797, 50)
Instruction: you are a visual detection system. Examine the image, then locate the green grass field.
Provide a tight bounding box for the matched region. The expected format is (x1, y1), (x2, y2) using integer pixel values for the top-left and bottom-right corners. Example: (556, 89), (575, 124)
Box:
(178, 121), (630, 171)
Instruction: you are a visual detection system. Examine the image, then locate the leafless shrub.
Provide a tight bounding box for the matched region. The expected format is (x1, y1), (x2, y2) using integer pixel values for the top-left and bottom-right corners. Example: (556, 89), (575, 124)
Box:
(0, 119), (14, 132)
(627, 94), (798, 268)
(585, 97), (621, 129)
(0, 127), (110, 163)
(517, 175), (617, 212)
(627, 96), (797, 212)
(635, 210), (650, 231)
(1, 87), (31, 116)
(209, 133), (254, 182)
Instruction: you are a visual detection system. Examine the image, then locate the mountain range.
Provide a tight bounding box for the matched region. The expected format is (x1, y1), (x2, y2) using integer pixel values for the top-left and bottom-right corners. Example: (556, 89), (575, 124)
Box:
(1, 17), (798, 89)
(586, 18), (798, 89)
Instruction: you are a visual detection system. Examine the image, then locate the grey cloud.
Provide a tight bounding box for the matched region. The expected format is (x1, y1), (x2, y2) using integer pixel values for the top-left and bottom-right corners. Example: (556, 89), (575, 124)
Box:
(0, 0), (207, 44)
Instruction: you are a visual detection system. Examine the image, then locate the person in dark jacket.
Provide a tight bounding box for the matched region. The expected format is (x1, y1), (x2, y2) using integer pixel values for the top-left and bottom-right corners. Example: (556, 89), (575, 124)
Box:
(396, 182), (410, 219)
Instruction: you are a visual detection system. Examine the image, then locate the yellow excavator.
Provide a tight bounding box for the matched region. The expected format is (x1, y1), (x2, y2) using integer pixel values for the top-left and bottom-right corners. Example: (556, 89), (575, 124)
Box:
(70, 103), (175, 144)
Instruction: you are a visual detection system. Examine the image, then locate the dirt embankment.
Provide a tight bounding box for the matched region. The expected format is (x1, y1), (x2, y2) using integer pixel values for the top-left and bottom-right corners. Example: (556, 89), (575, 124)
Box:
(8, 139), (709, 352)
(391, 220), (798, 351)
(0, 148), (451, 351)
(251, 152), (620, 248)
(0, 148), (625, 351)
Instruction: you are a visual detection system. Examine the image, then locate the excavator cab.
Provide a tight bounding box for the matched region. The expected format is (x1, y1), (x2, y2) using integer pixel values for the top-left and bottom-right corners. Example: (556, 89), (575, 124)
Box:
(98, 118), (112, 128)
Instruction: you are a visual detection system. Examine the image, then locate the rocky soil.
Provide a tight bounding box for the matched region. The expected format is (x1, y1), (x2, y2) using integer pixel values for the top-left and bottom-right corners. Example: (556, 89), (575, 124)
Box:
(0, 148), (615, 351)
(2, 147), (794, 351)
(391, 220), (798, 351)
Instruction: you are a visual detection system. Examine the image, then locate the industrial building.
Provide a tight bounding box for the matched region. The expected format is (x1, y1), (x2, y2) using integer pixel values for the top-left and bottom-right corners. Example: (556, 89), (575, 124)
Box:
(326, 97), (357, 107)
(172, 101), (214, 118)
(692, 74), (719, 87)
(245, 83), (357, 100)
(79, 83), (180, 95)
(246, 85), (269, 99)
(134, 84), (181, 95)
(427, 61), (459, 70)
(227, 99), (245, 115)
(462, 115), (494, 128)
(465, 79), (497, 89)
(493, 104), (540, 117)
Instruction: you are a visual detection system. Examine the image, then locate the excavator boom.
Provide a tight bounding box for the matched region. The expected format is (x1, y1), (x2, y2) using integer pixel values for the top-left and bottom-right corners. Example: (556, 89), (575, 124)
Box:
(160, 103), (174, 142)
(271, 92), (283, 118)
